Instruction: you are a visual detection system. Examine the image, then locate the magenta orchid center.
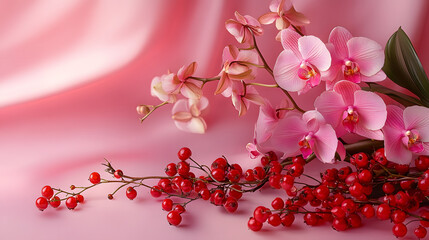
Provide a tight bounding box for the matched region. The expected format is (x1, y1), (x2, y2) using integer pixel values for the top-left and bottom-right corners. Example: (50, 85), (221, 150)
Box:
(342, 106), (359, 132)
(298, 132), (314, 159)
(343, 60), (361, 83)
(402, 129), (424, 153)
(297, 62), (321, 88)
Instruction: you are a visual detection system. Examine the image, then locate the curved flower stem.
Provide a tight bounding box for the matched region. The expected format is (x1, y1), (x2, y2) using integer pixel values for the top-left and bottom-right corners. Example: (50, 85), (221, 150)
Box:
(140, 101), (169, 123)
(291, 24), (304, 36)
(187, 76), (220, 84)
(280, 89), (305, 113)
(252, 33), (273, 76)
(245, 82), (279, 88)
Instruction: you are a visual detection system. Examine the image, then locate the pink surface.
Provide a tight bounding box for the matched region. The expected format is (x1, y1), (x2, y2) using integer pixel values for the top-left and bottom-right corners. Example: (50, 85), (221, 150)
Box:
(1, 0), (429, 239)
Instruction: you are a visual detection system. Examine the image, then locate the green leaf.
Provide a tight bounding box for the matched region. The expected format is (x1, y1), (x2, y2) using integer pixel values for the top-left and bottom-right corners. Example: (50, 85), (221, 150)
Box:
(383, 27), (429, 106)
(363, 83), (424, 107)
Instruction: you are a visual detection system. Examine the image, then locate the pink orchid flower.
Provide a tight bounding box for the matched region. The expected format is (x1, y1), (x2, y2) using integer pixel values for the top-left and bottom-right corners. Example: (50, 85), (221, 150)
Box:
(171, 97), (209, 134)
(259, 0), (310, 30)
(225, 11), (263, 44)
(270, 110), (338, 163)
(323, 26), (386, 89)
(274, 29), (331, 94)
(162, 62), (203, 99)
(230, 81), (265, 116)
(246, 100), (291, 158)
(383, 105), (429, 164)
(215, 45), (259, 95)
(150, 73), (177, 103)
(314, 80), (387, 140)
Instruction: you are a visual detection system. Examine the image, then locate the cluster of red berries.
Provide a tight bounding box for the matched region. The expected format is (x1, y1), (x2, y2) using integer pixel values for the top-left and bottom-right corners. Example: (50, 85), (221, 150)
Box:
(246, 148), (429, 239)
(36, 146), (429, 238)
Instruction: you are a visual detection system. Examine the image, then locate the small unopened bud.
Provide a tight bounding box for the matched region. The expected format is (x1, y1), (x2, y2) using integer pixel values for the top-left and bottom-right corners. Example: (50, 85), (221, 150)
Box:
(70, 185), (76, 190)
(136, 105), (150, 115)
(107, 194), (114, 200)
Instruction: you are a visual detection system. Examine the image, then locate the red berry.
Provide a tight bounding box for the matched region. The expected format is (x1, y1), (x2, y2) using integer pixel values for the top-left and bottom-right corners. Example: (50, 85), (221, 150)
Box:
(178, 147), (192, 161)
(271, 197), (284, 210)
(65, 196), (77, 210)
(269, 161), (282, 174)
(268, 213), (281, 227)
(173, 205), (186, 214)
(126, 187), (137, 200)
(392, 223), (407, 238)
(114, 169), (123, 179)
(49, 196), (61, 208)
(416, 156), (429, 171)
(269, 174), (282, 189)
(211, 189), (225, 206)
(180, 179), (193, 193)
(253, 166), (266, 180)
(150, 186), (162, 198)
(332, 218), (348, 231)
(230, 164), (243, 175)
(292, 156), (306, 166)
(358, 169), (372, 184)
(223, 197), (238, 213)
(158, 178), (172, 192)
(341, 199), (357, 214)
(248, 217), (263, 231)
(211, 168), (225, 182)
(281, 174), (294, 191)
(394, 191), (410, 207)
(420, 211), (429, 227)
(228, 185), (243, 200)
(338, 166), (352, 180)
(382, 182), (395, 194)
(167, 210), (182, 226)
(193, 180), (207, 193)
(177, 161), (190, 177)
(399, 180), (413, 190)
(376, 203), (391, 220)
(260, 156), (270, 166)
(41, 186), (54, 199)
(281, 213), (295, 227)
(351, 152), (369, 168)
(361, 204), (375, 218)
(253, 206), (271, 223)
(289, 163), (304, 177)
(227, 169), (241, 183)
(331, 206), (346, 219)
(244, 169), (256, 181)
(418, 178), (429, 191)
(391, 210), (406, 223)
(165, 163), (177, 177)
(304, 213), (319, 226)
(76, 194), (84, 203)
(211, 157), (228, 171)
(349, 182), (364, 198)
(345, 172), (358, 186)
(199, 188), (211, 200)
(373, 148), (387, 165)
(414, 225), (427, 239)
(89, 172), (101, 184)
(314, 185), (330, 200)
(395, 164), (409, 175)
(162, 199), (173, 211)
(36, 197), (49, 211)
(347, 213), (362, 228)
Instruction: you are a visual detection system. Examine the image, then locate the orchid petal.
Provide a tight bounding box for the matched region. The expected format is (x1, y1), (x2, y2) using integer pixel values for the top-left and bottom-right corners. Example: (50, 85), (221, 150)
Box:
(222, 45), (239, 61)
(258, 12), (278, 25)
(181, 82), (202, 99)
(237, 50), (259, 65)
(298, 36), (331, 71)
(174, 117), (207, 134)
(403, 106), (429, 141)
(328, 26), (353, 60)
(177, 62), (197, 80)
(336, 141), (346, 160)
(354, 90), (387, 130)
(347, 37), (384, 76)
(255, 102), (278, 144)
(161, 74), (180, 93)
(284, 6), (310, 26)
(313, 124), (338, 163)
(355, 126), (384, 140)
(271, 115), (307, 157)
(333, 80), (360, 106)
(314, 91), (346, 127)
(215, 71), (231, 95)
(275, 17), (289, 30)
(246, 143), (261, 159)
(273, 50), (304, 92)
(172, 111), (192, 121)
(384, 105), (405, 130)
(225, 20), (244, 43)
(280, 28), (301, 56)
(360, 70), (386, 82)
(383, 125), (412, 164)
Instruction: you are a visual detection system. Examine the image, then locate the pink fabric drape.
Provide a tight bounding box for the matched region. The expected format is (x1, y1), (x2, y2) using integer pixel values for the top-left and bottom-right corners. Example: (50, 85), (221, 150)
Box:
(1, 1), (428, 239)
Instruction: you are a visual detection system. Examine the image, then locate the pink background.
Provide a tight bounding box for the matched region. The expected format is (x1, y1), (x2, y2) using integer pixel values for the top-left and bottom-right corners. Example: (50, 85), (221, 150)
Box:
(1, 0), (428, 239)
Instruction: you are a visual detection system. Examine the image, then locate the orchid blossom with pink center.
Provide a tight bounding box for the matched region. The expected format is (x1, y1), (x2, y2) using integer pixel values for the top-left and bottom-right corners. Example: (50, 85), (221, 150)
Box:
(273, 29), (331, 94)
(246, 99), (291, 158)
(259, 0), (309, 31)
(270, 110), (338, 163)
(171, 97), (209, 134)
(215, 45), (259, 95)
(323, 26), (386, 89)
(314, 80), (387, 140)
(162, 62), (203, 99)
(382, 105), (429, 164)
(225, 11), (263, 44)
(150, 73), (177, 103)
(230, 81), (265, 116)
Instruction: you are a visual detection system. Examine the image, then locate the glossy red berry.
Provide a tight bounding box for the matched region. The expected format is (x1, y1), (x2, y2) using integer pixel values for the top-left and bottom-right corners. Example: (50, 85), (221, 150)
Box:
(269, 174), (282, 189)
(211, 168), (225, 182)
(314, 185), (330, 200)
(227, 169), (241, 183)
(399, 180), (413, 190)
(41, 186), (54, 199)
(253, 206), (271, 223)
(180, 179), (193, 193)
(304, 213), (319, 226)
(351, 152), (368, 168)
(65, 196), (77, 210)
(395, 164), (409, 175)
(331, 206), (346, 219)
(414, 225), (427, 239)
(89, 172), (101, 184)
(391, 210), (406, 223)
(177, 161), (190, 177)
(416, 156), (429, 171)
(158, 178), (172, 192)
(394, 191), (410, 207)
(358, 169), (372, 184)
(113, 169), (123, 179)
(177, 147), (192, 161)
(268, 213), (281, 227)
(420, 211), (429, 227)
(281, 213), (295, 227)
(126, 187), (137, 200)
(162, 199), (173, 211)
(347, 213), (362, 228)
(392, 223), (407, 238)
(289, 163), (304, 177)
(361, 204), (375, 218)
(349, 182), (364, 198)
(269, 161), (282, 174)
(228, 185), (243, 200)
(199, 188), (211, 200)
(382, 182), (395, 194)
(253, 166), (266, 180)
(223, 197), (238, 213)
(173, 205), (186, 214)
(292, 156), (306, 166)
(49, 196), (61, 208)
(332, 218), (348, 231)
(211, 189), (225, 206)
(373, 148), (387, 165)
(36, 197), (49, 211)
(271, 197), (284, 210)
(341, 199), (357, 214)
(76, 194), (84, 203)
(150, 186), (162, 198)
(338, 166), (352, 180)
(244, 169), (256, 181)
(376, 203), (391, 220)
(248, 217), (263, 231)
(167, 210), (182, 226)
(281, 174), (294, 191)
(165, 163), (177, 177)
(211, 157), (228, 171)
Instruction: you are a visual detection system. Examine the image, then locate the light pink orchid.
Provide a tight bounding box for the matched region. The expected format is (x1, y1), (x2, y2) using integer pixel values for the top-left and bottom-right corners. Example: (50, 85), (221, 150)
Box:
(150, 73), (177, 103)
(225, 11), (263, 44)
(274, 29), (331, 94)
(215, 45), (259, 95)
(382, 105), (429, 164)
(162, 62), (203, 99)
(259, 0), (310, 30)
(314, 80), (387, 140)
(230, 81), (265, 116)
(171, 97), (209, 134)
(270, 110), (338, 163)
(323, 26), (386, 89)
